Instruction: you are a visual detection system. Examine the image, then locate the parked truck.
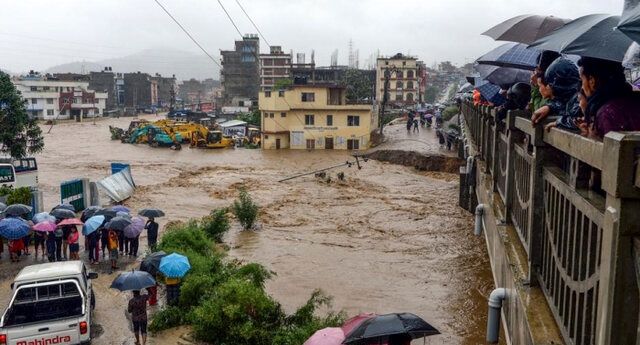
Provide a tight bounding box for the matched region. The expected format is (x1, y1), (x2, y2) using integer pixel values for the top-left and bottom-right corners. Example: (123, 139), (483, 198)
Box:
(0, 261), (98, 345)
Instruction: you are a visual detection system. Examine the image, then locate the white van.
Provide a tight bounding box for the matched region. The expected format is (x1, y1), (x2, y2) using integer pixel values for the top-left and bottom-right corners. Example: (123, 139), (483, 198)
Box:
(0, 262), (97, 345)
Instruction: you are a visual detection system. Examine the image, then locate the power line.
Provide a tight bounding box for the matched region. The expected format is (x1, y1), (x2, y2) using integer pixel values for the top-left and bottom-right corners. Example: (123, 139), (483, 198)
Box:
(152, 0), (222, 69)
(234, 0), (271, 48)
(217, 0), (244, 38)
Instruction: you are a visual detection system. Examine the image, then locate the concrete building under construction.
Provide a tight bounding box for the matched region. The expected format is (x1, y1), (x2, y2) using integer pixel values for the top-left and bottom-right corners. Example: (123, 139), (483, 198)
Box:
(220, 34), (260, 107)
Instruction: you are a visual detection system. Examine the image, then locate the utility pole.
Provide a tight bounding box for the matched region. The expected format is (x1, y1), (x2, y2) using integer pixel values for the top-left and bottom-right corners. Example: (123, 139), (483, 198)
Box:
(169, 83), (176, 112)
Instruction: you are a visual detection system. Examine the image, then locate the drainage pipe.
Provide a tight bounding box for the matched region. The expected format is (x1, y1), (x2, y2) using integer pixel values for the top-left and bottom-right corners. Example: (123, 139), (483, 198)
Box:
(466, 156), (474, 174)
(486, 288), (507, 344)
(474, 204), (485, 236)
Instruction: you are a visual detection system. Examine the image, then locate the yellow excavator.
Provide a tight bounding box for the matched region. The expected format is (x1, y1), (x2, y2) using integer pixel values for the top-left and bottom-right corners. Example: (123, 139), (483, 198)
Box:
(190, 126), (234, 149)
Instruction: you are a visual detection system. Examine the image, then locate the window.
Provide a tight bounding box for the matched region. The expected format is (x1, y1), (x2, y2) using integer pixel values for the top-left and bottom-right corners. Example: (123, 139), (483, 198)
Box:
(264, 112), (268, 118)
(385, 61), (389, 65)
(406, 81), (414, 89)
(278, 90), (285, 97)
(347, 115), (360, 127)
(269, 113), (274, 118)
(406, 93), (414, 102)
(73, 98), (78, 104)
(43, 86), (50, 91)
(395, 94), (403, 101)
(46, 98), (54, 104)
(264, 91), (271, 97)
(301, 92), (315, 102)
(326, 115), (333, 126)
(396, 81), (403, 89)
(280, 112), (286, 117)
(305, 114), (315, 126)
(30, 86), (37, 91)
(47, 109), (54, 116)
(63, 98), (69, 104)
(31, 98), (37, 104)
(402, 61), (406, 66)
(407, 70), (414, 78)
(396, 70), (403, 79)
(347, 139), (360, 150)
(306, 139), (315, 149)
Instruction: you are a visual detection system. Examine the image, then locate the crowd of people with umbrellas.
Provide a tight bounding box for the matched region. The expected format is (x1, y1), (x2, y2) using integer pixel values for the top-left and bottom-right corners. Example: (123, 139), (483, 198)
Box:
(0, 202), (164, 267)
(462, 9), (640, 139)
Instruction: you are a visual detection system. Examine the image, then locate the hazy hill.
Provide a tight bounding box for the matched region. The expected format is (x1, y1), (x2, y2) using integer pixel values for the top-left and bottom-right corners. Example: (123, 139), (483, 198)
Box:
(45, 48), (219, 81)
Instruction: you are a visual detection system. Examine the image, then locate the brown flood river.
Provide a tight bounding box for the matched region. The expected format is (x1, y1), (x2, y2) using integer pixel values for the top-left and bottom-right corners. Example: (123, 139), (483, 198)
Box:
(0, 116), (497, 345)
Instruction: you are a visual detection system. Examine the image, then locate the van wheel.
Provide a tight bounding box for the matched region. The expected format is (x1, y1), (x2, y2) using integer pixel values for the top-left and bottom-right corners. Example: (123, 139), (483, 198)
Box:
(91, 290), (96, 310)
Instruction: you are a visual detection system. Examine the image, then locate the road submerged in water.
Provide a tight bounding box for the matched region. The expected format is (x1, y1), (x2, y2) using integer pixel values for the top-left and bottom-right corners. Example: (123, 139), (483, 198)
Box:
(0, 116), (498, 345)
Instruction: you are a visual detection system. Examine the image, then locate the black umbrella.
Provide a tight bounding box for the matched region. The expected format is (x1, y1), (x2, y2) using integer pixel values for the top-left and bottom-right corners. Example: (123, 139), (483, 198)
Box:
(50, 208), (76, 220)
(619, 5), (640, 44)
(81, 206), (101, 222)
(95, 208), (117, 218)
(474, 64), (532, 86)
(3, 204), (33, 217)
(343, 313), (440, 344)
(110, 270), (156, 291)
(105, 216), (132, 231)
(138, 208), (165, 218)
(482, 14), (570, 45)
(140, 251), (167, 276)
(529, 14), (634, 62)
(51, 203), (75, 212)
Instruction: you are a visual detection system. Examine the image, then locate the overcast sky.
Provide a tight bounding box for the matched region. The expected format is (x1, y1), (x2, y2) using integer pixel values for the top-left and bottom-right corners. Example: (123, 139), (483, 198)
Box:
(0, 0), (624, 75)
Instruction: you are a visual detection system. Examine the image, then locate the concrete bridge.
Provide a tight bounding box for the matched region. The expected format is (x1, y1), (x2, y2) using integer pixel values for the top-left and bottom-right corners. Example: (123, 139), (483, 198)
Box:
(459, 101), (640, 345)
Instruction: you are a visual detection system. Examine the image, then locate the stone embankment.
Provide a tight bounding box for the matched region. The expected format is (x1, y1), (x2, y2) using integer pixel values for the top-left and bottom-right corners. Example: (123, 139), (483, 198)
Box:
(365, 149), (462, 174)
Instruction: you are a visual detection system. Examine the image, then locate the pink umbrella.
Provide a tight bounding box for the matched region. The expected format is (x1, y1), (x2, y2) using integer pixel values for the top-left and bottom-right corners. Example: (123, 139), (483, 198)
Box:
(33, 221), (57, 232)
(342, 313), (377, 337)
(303, 327), (344, 345)
(57, 218), (83, 227)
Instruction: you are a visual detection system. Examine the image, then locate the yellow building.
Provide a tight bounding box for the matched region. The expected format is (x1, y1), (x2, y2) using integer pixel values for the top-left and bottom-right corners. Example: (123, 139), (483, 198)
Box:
(376, 54), (419, 106)
(259, 85), (375, 150)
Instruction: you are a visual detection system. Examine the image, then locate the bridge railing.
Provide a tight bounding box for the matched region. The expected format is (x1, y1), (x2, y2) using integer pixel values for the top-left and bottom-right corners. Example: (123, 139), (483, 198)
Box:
(461, 101), (640, 345)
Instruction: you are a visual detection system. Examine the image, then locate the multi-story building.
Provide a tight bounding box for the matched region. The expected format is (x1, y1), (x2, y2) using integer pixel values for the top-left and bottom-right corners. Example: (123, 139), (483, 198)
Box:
(123, 72), (157, 109)
(259, 46), (291, 91)
(376, 53), (419, 106)
(13, 72), (107, 120)
(258, 85), (375, 150)
(151, 73), (176, 108)
(89, 68), (117, 110)
(220, 34), (260, 106)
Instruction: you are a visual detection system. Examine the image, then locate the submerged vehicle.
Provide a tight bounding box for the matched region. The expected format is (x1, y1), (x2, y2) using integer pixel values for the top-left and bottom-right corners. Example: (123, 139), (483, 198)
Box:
(190, 127), (234, 149)
(129, 124), (182, 149)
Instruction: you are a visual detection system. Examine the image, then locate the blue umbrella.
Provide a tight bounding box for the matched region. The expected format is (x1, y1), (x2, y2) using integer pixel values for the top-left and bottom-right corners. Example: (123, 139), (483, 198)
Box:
(33, 212), (56, 224)
(476, 82), (506, 106)
(111, 205), (130, 214)
(110, 270), (156, 291)
(0, 218), (30, 240)
(474, 64), (532, 86)
(159, 253), (191, 278)
(476, 42), (540, 70)
(83, 215), (105, 236)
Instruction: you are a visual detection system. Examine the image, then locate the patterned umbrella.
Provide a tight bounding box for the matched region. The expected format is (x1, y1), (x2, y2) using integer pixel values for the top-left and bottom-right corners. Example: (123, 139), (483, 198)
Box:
(33, 221), (57, 232)
(474, 64), (532, 86)
(124, 216), (145, 239)
(475, 82), (505, 105)
(0, 218), (30, 240)
(4, 204), (33, 217)
(476, 42), (540, 70)
(33, 212), (56, 224)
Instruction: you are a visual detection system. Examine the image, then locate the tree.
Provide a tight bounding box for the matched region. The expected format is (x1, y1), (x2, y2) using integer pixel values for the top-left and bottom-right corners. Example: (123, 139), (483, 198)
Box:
(273, 78), (292, 90)
(232, 188), (259, 230)
(0, 71), (44, 158)
(238, 109), (261, 127)
(342, 69), (373, 102)
(438, 61), (457, 73)
(424, 86), (440, 104)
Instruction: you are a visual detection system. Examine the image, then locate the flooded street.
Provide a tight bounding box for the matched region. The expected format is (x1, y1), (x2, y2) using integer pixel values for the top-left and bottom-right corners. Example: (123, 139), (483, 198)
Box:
(0, 116), (495, 345)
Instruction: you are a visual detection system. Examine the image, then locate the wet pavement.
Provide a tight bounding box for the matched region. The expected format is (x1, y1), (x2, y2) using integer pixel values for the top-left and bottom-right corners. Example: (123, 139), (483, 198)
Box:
(0, 115), (497, 345)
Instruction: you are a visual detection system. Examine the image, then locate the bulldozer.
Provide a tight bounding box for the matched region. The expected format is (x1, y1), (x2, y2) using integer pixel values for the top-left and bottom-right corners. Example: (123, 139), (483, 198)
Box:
(190, 126), (234, 149)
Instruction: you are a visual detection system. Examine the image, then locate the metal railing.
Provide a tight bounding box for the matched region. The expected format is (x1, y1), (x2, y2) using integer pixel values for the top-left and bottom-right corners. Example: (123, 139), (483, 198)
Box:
(461, 101), (640, 345)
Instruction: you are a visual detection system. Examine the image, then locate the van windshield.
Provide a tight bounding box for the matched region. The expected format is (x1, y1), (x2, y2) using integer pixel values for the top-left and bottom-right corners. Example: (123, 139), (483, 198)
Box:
(3, 282), (83, 326)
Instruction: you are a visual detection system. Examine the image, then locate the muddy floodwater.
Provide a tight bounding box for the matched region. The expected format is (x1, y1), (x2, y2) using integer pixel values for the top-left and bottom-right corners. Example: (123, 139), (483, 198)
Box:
(0, 116), (497, 345)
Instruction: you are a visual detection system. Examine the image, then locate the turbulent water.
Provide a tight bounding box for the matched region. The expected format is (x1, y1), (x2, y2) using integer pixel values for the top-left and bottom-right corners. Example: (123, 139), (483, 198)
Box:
(0, 116), (497, 345)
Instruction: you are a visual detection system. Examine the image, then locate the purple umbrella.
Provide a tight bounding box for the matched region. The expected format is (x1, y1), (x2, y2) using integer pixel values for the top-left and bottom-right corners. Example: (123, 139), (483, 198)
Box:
(111, 205), (130, 214)
(124, 216), (145, 239)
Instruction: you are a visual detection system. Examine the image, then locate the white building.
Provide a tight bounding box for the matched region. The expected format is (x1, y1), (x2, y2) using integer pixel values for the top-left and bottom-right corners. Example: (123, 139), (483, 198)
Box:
(13, 73), (107, 120)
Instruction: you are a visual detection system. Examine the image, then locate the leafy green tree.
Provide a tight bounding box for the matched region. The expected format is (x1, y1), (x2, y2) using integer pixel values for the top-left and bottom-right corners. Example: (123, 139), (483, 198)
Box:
(202, 208), (230, 243)
(238, 110), (261, 127)
(342, 69), (373, 102)
(233, 188), (259, 230)
(273, 78), (292, 90)
(424, 86), (440, 103)
(0, 71), (44, 158)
